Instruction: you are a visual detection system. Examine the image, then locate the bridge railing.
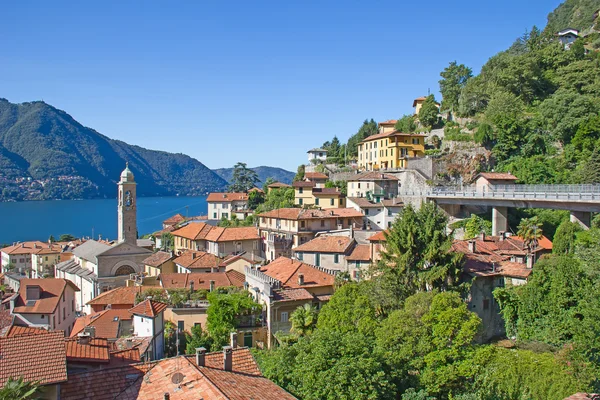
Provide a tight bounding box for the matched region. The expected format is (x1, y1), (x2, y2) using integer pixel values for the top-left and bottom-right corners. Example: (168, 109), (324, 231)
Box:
(399, 184), (600, 201)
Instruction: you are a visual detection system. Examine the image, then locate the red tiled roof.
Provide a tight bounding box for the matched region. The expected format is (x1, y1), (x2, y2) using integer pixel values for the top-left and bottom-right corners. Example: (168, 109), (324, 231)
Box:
(159, 271), (245, 290)
(64, 337), (110, 363)
(564, 394), (600, 400)
(4, 325), (48, 337)
(412, 96), (427, 106)
(192, 347), (262, 376)
(142, 251), (174, 267)
(1, 241), (63, 255)
(204, 227), (260, 242)
(174, 250), (222, 270)
(261, 257), (335, 289)
(292, 181), (316, 188)
(0, 309), (13, 334)
(379, 119), (397, 125)
(163, 213), (186, 226)
(206, 192), (249, 203)
(294, 236), (354, 253)
(349, 171), (399, 181)
(312, 187), (343, 196)
(107, 348), (141, 367)
(347, 197), (383, 208)
(346, 244), (371, 261)
(475, 172), (518, 181)
(12, 278), (80, 315)
(87, 286), (157, 307)
(171, 222), (214, 240)
(0, 331), (67, 386)
(305, 172), (328, 180)
(258, 207), (363, 221)
(268, 182), (292, 188)
(273, 288), (315, 302)
(70, 309), (133, 339)
(368, 230), (388, 242)
(129, 299), (168, 318)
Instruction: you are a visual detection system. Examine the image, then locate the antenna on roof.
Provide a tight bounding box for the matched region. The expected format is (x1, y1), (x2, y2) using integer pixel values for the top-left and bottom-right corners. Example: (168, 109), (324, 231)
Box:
(427, 88), (430, 95)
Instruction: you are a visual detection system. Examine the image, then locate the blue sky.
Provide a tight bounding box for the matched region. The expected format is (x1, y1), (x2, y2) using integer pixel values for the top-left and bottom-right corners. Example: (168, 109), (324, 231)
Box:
(0, 1), (561, 171)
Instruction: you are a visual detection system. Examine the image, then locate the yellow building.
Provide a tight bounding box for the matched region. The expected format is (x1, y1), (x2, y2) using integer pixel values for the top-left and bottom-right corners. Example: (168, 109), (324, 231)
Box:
(142, 250), (176, 277)
(357, 120), (427, 171)
(293, 181), (345, 209)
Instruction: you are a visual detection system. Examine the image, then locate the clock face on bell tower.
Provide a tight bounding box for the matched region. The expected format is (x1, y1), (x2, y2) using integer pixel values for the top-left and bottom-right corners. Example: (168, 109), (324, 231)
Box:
(118, 164), (137, 244)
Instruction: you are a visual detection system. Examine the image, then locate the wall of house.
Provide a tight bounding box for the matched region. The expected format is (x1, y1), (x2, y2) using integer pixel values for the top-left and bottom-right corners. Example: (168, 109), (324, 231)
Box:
(347, 260), (370, 281)
(207, 239), (259, 258)
(32, 253), (62, 279)
(145, 260), (176, 277)
(174, 237), (206, 253)
(468, 275), (506, 343)
(208, 200), (248, 221)
(1, 252), (32, 275)
(294, 188), (315, 207)
(308, 151), (327, 162)
(152, 313), (164, 360)
(295, 252), (347, 271)
(164, 307), (208, 333)
(133, 314), (154, 337)
(55, 271), (95, 315)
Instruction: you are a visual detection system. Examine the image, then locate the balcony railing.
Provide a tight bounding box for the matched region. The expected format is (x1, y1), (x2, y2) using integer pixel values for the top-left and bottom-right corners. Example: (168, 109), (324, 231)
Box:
(235, 314), (264, 328)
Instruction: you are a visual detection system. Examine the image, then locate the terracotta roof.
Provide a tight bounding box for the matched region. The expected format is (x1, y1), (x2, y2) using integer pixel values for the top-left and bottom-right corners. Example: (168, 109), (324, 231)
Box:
(294, 236), (354, 253)
(349, 171), (399, 181)
(171, 222), (214, 241)
(70, 309), (133, 339)
(65, 337), (110, 363)
(107, 348), (141, 367)
(268, 182), (291, 188)
(1, 241), (63, 256)
(368, 230), (388, 242)
(346, 244), (371, 261)
(163, 213), (186, 226)
(0, 331), (67, 386)
(475, 172), (518, 181)
(205, 227), (260, 242)
(360, 130), (394, 142)
(564, 394), (599, 400)
(292, 180), (316, 188)
(360, 130), (427, 143)
(60, 348), (282, 400)
(273, 288), (316, 302)
(12, 278), (80, 315)
(111, 336), (152, 354)
(305, 172), (328, 180)
(412, 96), (427, 106)
(379, 119), (397, 125)
(347, 197), (383, 208)
(159, 271), (245, 290)
(497, 261), (533, 279)
(248, 187), (264, 194)
(174, 250), (222, 270)
(206, 192), (249, 203)
(308, 148), (327, 153)
(142, 251), (174, 268)
(129, 299), (168, 318)
(261, 257), (336, 289)
(87, 286), (158, 307)
(312, 187), (344, 196)
(258, 207), (363, 221)
(4, 325), (48, 337)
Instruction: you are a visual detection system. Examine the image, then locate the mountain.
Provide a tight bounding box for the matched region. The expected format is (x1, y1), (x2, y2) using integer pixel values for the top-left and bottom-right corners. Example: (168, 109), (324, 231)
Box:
(213, 166), (295, 187)
(0, 98), (228, 201)
(544, 0), (600, 34)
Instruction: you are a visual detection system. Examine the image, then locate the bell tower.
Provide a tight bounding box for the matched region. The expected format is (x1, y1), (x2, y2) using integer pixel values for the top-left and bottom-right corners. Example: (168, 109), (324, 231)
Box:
(118, 163), (137, 244)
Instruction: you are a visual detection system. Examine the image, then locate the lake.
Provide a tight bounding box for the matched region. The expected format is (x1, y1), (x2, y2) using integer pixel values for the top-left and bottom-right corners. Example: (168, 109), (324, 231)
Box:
(0, 196), (208, 245)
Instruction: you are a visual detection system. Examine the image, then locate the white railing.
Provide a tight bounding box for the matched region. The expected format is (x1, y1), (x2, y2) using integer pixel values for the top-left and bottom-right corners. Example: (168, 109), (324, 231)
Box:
(399, 184), (600, 201)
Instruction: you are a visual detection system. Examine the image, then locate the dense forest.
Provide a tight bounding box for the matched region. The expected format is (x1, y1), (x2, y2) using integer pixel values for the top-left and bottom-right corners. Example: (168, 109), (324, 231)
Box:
(213, 165), (295, 187)
(0, 98), (227, 201)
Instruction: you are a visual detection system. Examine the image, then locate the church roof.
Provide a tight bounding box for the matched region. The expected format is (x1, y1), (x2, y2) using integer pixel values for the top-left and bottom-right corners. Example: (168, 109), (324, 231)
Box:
(120, 164), (135, 182)
(72, 240), (111, 263)
(55, 259), (97, 282)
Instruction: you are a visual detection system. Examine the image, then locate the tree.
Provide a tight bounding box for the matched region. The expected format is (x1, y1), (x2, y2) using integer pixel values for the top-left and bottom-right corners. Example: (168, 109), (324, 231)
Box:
(516, 216), (543, 252)
(48, 235), (55, 243)
(247, 189), (265, 209)
(439, 61), (473, 115)
(162, 232), (174, 251)
(255, 187), (295, 213)
(463, 214), (492, 239)
(290, 303), (318, 337)
(576, 147), (600, 184)
(417, 95), (439, 131)
(262, 177), (276, 192)
(293, 164), (305, 182)
(58, 234), (77, 242)
(346, 119), (378, 157)
(395, 114), (417, 133)
(228, 162), (259, 192)
(185, 324), (214, 355)
(553, 220), (582, 255)
(0, 377), (41, 400)
(206, 291), (261, 350)
(375, 203), (464, 306)
(473, 123), (494, 147)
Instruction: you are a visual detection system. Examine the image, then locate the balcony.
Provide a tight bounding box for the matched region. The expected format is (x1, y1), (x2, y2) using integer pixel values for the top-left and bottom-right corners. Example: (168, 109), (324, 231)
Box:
(235, 314), (264, 328)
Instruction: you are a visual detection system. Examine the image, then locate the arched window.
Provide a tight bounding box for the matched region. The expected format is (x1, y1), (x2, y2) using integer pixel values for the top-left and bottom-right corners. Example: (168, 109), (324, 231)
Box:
(115, 265), (135, 276)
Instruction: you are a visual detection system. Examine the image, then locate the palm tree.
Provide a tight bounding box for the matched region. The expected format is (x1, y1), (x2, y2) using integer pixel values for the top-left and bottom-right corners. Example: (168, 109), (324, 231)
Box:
(290, 303), (318, 337)
(517, 217), (543, 252)
(0, 377), (41, 400)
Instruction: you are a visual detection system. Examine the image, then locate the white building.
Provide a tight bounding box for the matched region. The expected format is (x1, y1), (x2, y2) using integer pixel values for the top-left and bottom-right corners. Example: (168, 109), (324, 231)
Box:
(307, 148), (328, 163)
(206, 192), (249, 221)
(129, 299), (167, 360)
(346, 197), (403, 230)
(557, 28), (579, 49)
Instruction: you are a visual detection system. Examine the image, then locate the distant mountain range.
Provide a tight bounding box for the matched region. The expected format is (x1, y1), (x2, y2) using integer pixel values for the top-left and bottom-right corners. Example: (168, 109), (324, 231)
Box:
(212, 166), (295, 187)
(0, 98), (228, 201)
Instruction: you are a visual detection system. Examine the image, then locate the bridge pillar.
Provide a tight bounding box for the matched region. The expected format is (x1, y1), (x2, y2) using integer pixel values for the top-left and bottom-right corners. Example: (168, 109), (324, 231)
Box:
(438, 203), (461, 218)
(570, 211), (591, 230)
(492, 206), (508, 236)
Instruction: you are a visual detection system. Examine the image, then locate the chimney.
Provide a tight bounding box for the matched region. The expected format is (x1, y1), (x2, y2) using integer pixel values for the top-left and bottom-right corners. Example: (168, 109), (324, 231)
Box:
(468, 240), (476, 253)
(190, 281), (194, 293)
(77, 333), (91, 345)
(330, 210), (334, 216)
(209, 280), (215, 292)
(164, 394), (170, 400)
(26, 285), (41, 301)
(499, 231), (505, 241)
(298, 273), (304, 286)
(83, 326), (96, 338)
(492, 262), (496, 273)
(479, 232), (485, 241)
(526, 253), (534, 269)
(196, 347), (206, 366)
(191, 253), (196, 260)
(223, 346), (233, 371)
(230, 332), (238, 348)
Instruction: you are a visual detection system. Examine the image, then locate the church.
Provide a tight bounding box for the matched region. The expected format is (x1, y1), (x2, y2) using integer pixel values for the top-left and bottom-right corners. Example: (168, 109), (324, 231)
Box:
(56, 165), (153, 315)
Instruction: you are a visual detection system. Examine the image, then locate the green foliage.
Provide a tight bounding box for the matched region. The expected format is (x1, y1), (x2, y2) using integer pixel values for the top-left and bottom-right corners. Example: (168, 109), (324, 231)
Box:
(545, 0), (600, 34)
(228, 162), (260, 192)
(0, 377), (42, 400)
(262, 177), (276, 191)
(164, 321), (185, 357)
(418, 95), (439, 131)
(135, 288), (169, 304)
(553, 220), (582, 255)
(290, 303), (318, 337)
(473, 122), (494, 146)
(463, 214), (492, 239)
(293, 164), (305, 182)
(395, 114), (417, 133)
(324, 180), (347, 196)
(346, 119), (378, 157)
(247, 190), (265, 209)
(48, 235), (55, 243)
(206, 291), (261, 351)
(576, 147), (600, 184)
(516, 216), (543, 251)
(185, 324), (214, 355)
(255, 187), (295, 213)
(58, 234), (77, 242)
(439, 61), (473, 114)
(444, 127), (473, 142)
(161, 232), (174, 251)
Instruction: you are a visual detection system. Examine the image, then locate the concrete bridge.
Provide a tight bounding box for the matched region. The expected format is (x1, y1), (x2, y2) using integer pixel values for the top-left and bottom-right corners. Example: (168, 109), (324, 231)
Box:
(399, 184), (600, 235)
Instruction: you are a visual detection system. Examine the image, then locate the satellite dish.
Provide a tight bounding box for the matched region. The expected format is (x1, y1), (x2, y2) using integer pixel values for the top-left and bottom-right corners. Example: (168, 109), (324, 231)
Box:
(171, 372), (185, 385)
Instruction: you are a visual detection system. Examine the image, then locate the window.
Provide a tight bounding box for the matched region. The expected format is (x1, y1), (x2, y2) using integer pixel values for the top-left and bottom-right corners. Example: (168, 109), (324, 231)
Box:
(301, 221), (306, 228)
(365, 209), (369, 216)
(299, 187), (303, 194)
(330, 198), (334, 206)
(213, 212), (217, 218)
(223, 213), (229, 219)
(53, 315), (55, 328)
(315, 198), (320, 206)
(388, 209), (392, 216)
(71, 299), (74, 312)
(297, 252), (303, 261)
(315, 253), (321, 267)
(347, 219), (352, 226)
(334, 254), (339, 264)
(358, 183), (361, 189)
(388, 222), (392, 228)
(45, 256), (48, 261)
(320, 220), (325, 227)
(281, 312), (289, 322)
(412, 138), (419, 144)
(63, 307), (66, 321)
(223, 203), (228, 209)
(299, 198), (303, 205)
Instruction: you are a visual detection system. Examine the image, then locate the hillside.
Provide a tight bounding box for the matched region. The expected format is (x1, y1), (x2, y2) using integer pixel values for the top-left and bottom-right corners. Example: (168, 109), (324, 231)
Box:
(213, 165), (295, 186)
(0, 98), (228, 201)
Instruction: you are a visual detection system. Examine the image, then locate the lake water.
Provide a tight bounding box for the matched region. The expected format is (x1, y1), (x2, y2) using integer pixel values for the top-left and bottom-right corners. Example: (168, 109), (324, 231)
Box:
(0, 196), (208, 244)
